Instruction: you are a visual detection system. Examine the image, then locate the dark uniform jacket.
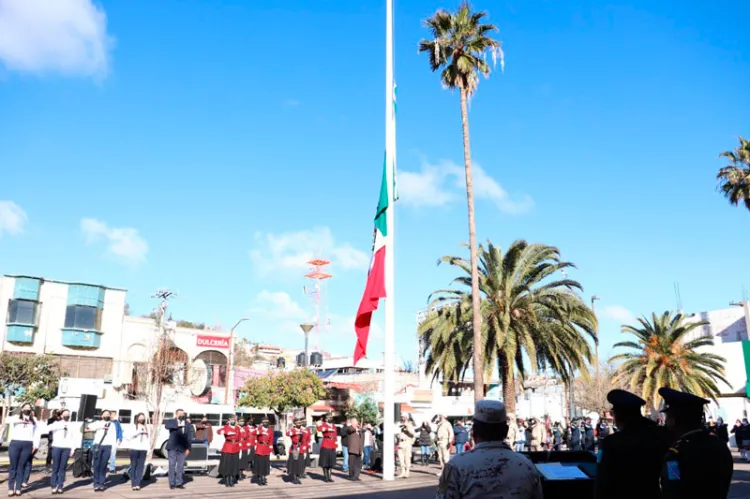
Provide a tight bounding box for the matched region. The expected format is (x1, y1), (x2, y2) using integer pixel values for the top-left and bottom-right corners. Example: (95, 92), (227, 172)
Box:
(595, 418), (671, 499)
(660, 428), (733, 499)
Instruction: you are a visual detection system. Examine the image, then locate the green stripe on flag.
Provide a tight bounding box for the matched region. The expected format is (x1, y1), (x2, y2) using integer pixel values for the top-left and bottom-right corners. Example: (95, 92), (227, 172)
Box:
(743, 340), (750, 397)
(374, 154), (389, 237)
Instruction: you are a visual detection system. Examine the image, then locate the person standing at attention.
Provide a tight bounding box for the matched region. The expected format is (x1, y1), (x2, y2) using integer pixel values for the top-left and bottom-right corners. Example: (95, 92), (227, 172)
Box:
(594, 389), (671, 499)
(436, 415), (453, 469)
(346, 418), (365, 481)
(659, 388), (733, 499)
(164, 409), (192, 490)
(6, 403), (40, 496)
(397, 414), (415, 479)
(253, 417), (273, 486)
(46, 409), (76, 495)
(216, 415), (240, 487)
(45, 410), (62, 473)
(194, 415), (213, 446)
(418, 421), (433, 466)
(86, 410), (117, 492)
(126, 413), (150, 491)
(436, 400), (543, 499)
(339, 419), (350, 474)
(362, 424), (374, 469)
(316, 414), (338, 483)
(453, 420), (468, 455)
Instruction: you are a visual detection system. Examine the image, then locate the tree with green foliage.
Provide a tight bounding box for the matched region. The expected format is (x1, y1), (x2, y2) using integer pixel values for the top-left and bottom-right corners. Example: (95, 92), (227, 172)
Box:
(419, 239), (597, 414)
(419, 1), (504, 403)
(610, 311), (729, 411)
(0, 353), (60, 424)
(717, 136), (750, 211)
(346, 394), (379, 425)
(238, 369), (327, 430)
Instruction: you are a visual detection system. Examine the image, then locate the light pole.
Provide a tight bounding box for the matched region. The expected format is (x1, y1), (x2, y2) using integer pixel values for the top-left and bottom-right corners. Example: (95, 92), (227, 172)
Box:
(591, 295), (601, 390)
(224, 317), (249, 404)
(300, 324), (314, 367)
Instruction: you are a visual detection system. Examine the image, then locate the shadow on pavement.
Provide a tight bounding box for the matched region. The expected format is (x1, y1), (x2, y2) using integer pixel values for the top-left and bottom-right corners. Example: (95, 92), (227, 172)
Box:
(333, 485), (435, 499)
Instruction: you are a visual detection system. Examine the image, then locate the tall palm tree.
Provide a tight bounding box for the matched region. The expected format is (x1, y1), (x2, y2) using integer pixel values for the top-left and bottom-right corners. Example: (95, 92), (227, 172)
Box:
(419, 2), (504, 403)
(419, 240), (597, 414)
(717, 136), (750, 211)
(609, 311), (729, 410)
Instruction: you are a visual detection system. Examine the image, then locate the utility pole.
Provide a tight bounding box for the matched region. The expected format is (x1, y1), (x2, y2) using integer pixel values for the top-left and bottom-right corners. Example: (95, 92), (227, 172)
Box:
(224, 318), (249, 404)
(591, 295), (601, 412)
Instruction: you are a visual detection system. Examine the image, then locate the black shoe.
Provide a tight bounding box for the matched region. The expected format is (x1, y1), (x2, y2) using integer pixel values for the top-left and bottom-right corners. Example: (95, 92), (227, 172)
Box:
(176, 485), (185, 489)
(169, 486), (175, 490)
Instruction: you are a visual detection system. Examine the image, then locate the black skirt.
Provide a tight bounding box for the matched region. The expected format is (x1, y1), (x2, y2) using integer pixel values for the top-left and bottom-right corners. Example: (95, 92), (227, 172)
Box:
(218, 452), (240, 478)
(287, 452), (305, 476)
(319, 447), (337, 469)
(249, 447), (255, 469)
(253, 454), (271, 476)
(238, 450), (251, 470)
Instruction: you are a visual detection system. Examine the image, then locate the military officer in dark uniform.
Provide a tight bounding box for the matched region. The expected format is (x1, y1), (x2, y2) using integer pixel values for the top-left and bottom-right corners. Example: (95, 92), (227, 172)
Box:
(595, 389), (671, 499)
(658, 387), (733, 499)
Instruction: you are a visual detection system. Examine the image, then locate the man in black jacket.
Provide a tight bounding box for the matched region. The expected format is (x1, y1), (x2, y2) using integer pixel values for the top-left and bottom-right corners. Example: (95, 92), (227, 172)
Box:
(164, 409), (193, 490)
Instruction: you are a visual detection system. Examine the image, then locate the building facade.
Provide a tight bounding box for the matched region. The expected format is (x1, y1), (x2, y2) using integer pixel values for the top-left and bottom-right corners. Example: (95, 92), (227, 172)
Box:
(1, 274), (127, 380)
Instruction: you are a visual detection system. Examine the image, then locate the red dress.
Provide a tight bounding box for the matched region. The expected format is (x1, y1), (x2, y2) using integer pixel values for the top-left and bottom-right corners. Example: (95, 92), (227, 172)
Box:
(316, 422), (338, 469)
(301, 427), (312, 454)
(217, 425), (240, 454)
(255, 427), (273, 456)
(247, 426), (257, 450)
(238, 425), (251, 470)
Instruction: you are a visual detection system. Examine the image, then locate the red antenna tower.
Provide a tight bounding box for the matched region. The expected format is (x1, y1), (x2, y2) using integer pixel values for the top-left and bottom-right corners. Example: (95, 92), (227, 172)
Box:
(304, 259), (332, 351)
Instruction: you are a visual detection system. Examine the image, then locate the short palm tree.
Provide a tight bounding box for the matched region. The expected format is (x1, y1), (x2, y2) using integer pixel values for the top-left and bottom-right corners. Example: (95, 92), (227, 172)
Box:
(717, 136), (750, 211)
(610, 311), (729, 410)
(419, 240), (597, 414)
(419, 2), (504, 402)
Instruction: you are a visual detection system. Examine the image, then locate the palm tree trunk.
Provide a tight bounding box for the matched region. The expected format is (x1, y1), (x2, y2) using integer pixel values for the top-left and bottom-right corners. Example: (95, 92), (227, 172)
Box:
(459, 87), (484, 403)
(499, 354), (516, 414)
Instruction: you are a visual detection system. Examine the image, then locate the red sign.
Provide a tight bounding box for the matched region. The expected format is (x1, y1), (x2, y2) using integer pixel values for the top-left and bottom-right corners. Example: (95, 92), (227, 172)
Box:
(197, 335), (230, 349)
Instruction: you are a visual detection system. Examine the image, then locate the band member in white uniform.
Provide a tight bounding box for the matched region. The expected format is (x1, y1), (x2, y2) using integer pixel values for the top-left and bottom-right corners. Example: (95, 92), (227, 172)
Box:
(6, 403), (40, 497)
(46, 409), (77, 494)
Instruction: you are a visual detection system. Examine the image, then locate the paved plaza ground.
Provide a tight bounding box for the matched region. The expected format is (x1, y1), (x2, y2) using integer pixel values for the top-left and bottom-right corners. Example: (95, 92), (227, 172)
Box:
(0, 454), (747, 498)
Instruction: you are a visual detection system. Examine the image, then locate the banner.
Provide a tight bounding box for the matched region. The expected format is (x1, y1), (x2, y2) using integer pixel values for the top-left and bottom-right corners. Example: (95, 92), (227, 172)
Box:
(196, 335), (229, 349)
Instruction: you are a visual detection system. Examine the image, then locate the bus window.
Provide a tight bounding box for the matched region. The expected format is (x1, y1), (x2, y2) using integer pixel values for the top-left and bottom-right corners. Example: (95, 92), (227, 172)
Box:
(205, 414), (220, 426)
(118, 410), (132, 424)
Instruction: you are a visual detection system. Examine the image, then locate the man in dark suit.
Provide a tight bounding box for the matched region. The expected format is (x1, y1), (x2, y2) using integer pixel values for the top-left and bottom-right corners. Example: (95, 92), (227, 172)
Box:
(346, 418), (366, 481)
(595, 389), (671, 499)
(164, 409), (193, 490)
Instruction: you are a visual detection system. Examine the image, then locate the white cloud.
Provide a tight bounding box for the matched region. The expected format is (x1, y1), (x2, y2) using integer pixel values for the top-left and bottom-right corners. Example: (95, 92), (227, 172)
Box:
(248, 290), (383, 353)
(0, 200), (27, 237)
(0, 0), (113, 79)
(249, 226), (369, 276)
(80, 218), (148, 266)
(397, 159), (533, 214)
(601, 305), (637, 325)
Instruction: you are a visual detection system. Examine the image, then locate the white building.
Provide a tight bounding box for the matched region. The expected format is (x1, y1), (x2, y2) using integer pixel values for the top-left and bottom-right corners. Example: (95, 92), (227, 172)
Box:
(684, 305), (750, 421)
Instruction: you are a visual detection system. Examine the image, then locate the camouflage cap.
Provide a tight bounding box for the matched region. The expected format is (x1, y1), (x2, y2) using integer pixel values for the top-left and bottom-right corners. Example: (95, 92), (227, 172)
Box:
(473, 400), (507, 424)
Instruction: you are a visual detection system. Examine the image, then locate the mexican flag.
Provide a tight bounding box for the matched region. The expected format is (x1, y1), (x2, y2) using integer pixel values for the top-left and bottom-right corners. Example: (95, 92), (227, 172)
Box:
(353, 159), (390, 365)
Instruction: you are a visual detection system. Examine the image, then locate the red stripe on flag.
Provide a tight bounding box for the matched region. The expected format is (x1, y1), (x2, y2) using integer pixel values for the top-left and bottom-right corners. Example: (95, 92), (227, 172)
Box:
(353, 245), (387, 365)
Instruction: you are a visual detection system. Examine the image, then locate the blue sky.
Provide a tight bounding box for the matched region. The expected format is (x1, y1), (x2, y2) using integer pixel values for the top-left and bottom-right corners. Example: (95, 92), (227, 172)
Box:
(1, 0), (749, 366)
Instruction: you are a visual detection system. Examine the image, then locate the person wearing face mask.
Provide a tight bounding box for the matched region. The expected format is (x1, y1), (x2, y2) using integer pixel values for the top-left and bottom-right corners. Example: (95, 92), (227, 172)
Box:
(46, 409), (76, 494)
(126, 413), (150, 491)
(45, 410), (62, 472)
(316, 414), (338, 483)
(286, 418), (308, 484)
(7, 403), (40, 497)
(217, 415), (241, 487)
(86, 410), (118, 491)
(164, 409), (193, 490)
(194, 415), (213, 446)
(253, 417), (273, 486)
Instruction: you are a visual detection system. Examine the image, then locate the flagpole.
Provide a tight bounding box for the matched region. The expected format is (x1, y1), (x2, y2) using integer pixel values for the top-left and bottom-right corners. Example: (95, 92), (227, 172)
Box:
(382, 0), (396, 482)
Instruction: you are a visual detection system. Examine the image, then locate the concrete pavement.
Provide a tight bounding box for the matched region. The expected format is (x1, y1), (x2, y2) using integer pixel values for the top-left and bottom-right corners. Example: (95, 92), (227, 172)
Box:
(0, 454), (747, 498)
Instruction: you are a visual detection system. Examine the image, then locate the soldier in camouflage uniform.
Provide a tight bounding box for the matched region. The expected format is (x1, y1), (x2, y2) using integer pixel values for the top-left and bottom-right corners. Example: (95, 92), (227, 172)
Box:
(436, 400), (543, 499)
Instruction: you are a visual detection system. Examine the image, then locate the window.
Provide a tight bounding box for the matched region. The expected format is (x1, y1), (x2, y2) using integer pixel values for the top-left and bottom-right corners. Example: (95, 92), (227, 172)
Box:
(118, 410), (132, 424)
(204, 413), (220, 426)
(7, 299), (39, 325)
(64, 305), (101, 330)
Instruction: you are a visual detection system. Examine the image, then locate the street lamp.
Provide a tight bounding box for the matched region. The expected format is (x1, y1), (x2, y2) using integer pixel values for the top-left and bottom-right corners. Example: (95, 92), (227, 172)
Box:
(591, 295), (601, 384)
(224, 317), (249, 404)
(300, 324), (314, 367)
